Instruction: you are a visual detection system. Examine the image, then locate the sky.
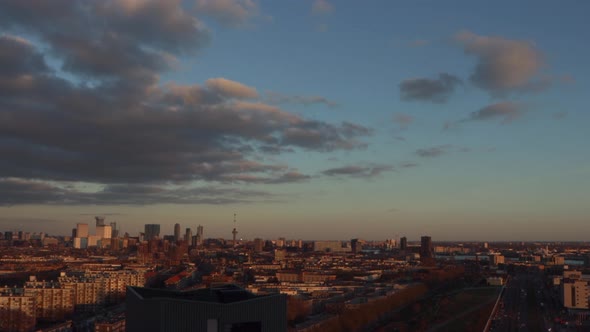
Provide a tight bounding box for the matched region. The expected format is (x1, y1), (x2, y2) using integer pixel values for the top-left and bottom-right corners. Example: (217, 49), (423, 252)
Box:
(0, 0), (589, 241)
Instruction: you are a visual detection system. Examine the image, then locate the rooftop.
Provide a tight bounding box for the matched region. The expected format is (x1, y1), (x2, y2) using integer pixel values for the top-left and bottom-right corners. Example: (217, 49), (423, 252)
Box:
(128, 284), (262, 304)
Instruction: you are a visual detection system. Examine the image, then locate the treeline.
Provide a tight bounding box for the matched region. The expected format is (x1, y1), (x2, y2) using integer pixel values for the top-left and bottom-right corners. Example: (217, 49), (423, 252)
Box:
(304, 283), (428, 332)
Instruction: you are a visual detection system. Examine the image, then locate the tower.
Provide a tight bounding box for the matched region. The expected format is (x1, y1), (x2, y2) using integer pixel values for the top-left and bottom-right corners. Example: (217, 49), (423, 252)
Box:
(144, 224), (161, 241)
(400, 236), (407, 251)
(185, 228), (192, 244)
(76, 223), (89, 238)
(174, 223), (181, 242)
(420, 235), (434, 266)
(196, 225), (204, 246)
(232, 213), (238, 248)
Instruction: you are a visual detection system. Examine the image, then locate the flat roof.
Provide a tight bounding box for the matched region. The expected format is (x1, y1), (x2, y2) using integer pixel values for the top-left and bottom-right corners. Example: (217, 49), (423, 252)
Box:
(128, 284), (264, 304)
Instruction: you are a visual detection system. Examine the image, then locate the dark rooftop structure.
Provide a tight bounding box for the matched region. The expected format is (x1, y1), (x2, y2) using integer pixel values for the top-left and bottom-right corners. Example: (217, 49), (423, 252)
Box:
(126, 284), (286, 332)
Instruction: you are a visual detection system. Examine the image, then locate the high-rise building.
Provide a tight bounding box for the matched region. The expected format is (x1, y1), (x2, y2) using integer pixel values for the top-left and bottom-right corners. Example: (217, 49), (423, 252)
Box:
(76, 223), (89, 238)
(110, 222), (118, 238)
(253, 238), (264, 252)
(95, 216), (105, 226)
(174, 223), (181, 242)
(351, 238), (359, 254)
(184, 228), (192, 244)
(144, 224), (161, 241)
(126, 285), (287, 332)
(420, 236), (434, 265)
(196, 225), (204, 246)
(400, 236), (407, 251)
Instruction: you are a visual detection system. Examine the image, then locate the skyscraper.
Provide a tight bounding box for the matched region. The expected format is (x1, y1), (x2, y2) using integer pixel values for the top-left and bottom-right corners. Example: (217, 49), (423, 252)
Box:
(351, 238), (359, 254)
(400, 236), (407, 251)
(174, 223), (181, 242)
(420, 236), (434, 265)
(110, 222), (118, 238)
(196, 225), (204, 246)
(95, 216), (105, 226)
(76, 223), (89, 238)
(144, 224), (161, 241)
(185, 228), (192, 244)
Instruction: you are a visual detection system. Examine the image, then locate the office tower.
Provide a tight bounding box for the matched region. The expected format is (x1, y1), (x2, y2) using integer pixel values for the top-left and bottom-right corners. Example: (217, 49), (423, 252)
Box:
(110, 222), (118, 238)
(232, 213), (238, 247)
(95, 216), (105, 226)
(185, 228), (192, 243)
(126, 285), (287, 332)
(400, 236), (407, 251)
(96, 225), (112, 240)
(174, 223), (181, 242)
(144, 224), (161, 241)
(72, 228), (77, 238)
(350, 238), (359, 254)
(196, 225), (204, 246)
(76, 223), (89, 238)
(420, 236), (434, 265)
(253, 238), (264, 252)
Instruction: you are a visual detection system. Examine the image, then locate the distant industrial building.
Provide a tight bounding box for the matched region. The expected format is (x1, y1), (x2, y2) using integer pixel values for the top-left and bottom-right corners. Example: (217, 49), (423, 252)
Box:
(126, 284), (287, 332)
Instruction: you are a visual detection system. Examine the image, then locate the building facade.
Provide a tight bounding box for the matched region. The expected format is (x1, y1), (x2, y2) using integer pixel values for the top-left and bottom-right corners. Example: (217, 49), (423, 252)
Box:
(126, 285), (287, 332)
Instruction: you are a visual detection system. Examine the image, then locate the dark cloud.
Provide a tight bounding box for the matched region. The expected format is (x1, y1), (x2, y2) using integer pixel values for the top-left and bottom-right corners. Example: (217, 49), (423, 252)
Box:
(469, 102), (525, 123)
(0, 1), (372, 205)
(265, 91), (338, 108)
(0, 178), (274, 206)
(416, 145), (452, 158)
(322, 164), (394, 178)
(0, 35), (49, 76)
(0, 0), (210, 84)
(399, 73), (462, 103)
(455, 30), (549, 96)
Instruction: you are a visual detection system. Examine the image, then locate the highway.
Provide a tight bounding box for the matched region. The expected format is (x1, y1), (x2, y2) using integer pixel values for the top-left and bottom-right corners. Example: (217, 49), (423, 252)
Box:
(488, 271), (569, 332)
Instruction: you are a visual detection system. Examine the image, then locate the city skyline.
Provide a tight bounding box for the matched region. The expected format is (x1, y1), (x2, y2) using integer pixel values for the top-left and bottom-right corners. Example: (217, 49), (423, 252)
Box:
(0, 1), (589, 241)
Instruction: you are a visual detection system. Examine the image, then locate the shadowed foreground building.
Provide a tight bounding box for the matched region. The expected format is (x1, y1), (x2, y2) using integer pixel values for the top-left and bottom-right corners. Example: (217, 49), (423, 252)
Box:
(126, 285), (287, 332)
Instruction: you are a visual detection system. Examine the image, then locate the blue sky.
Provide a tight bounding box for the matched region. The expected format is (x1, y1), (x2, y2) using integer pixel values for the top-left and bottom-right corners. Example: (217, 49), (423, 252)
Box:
(0, 0), (588, 241)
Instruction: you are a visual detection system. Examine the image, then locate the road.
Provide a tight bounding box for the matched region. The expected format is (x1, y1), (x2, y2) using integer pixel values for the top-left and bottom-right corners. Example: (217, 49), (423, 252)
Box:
(488, 271), (565, 332)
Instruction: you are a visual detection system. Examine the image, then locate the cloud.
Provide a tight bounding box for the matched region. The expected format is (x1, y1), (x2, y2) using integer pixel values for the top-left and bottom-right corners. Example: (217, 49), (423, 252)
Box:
(393, 113), (414, 129)
(0, 178), (275, 206)
(455, 30), (548, 96)
(416, 145), (452, 158)
(0, 34), (49, 77)
(469, 102), (526, 123)
(206, 77), (259, 98)
(399, 73), (462, 103)
(0, 1), (373, 205)
(312, 0), (334, 15)
(265, 91), (338, 108)
(195, 0), (260, 27)
(322, 164), (394, 178)
(0, 0), (210, 84)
